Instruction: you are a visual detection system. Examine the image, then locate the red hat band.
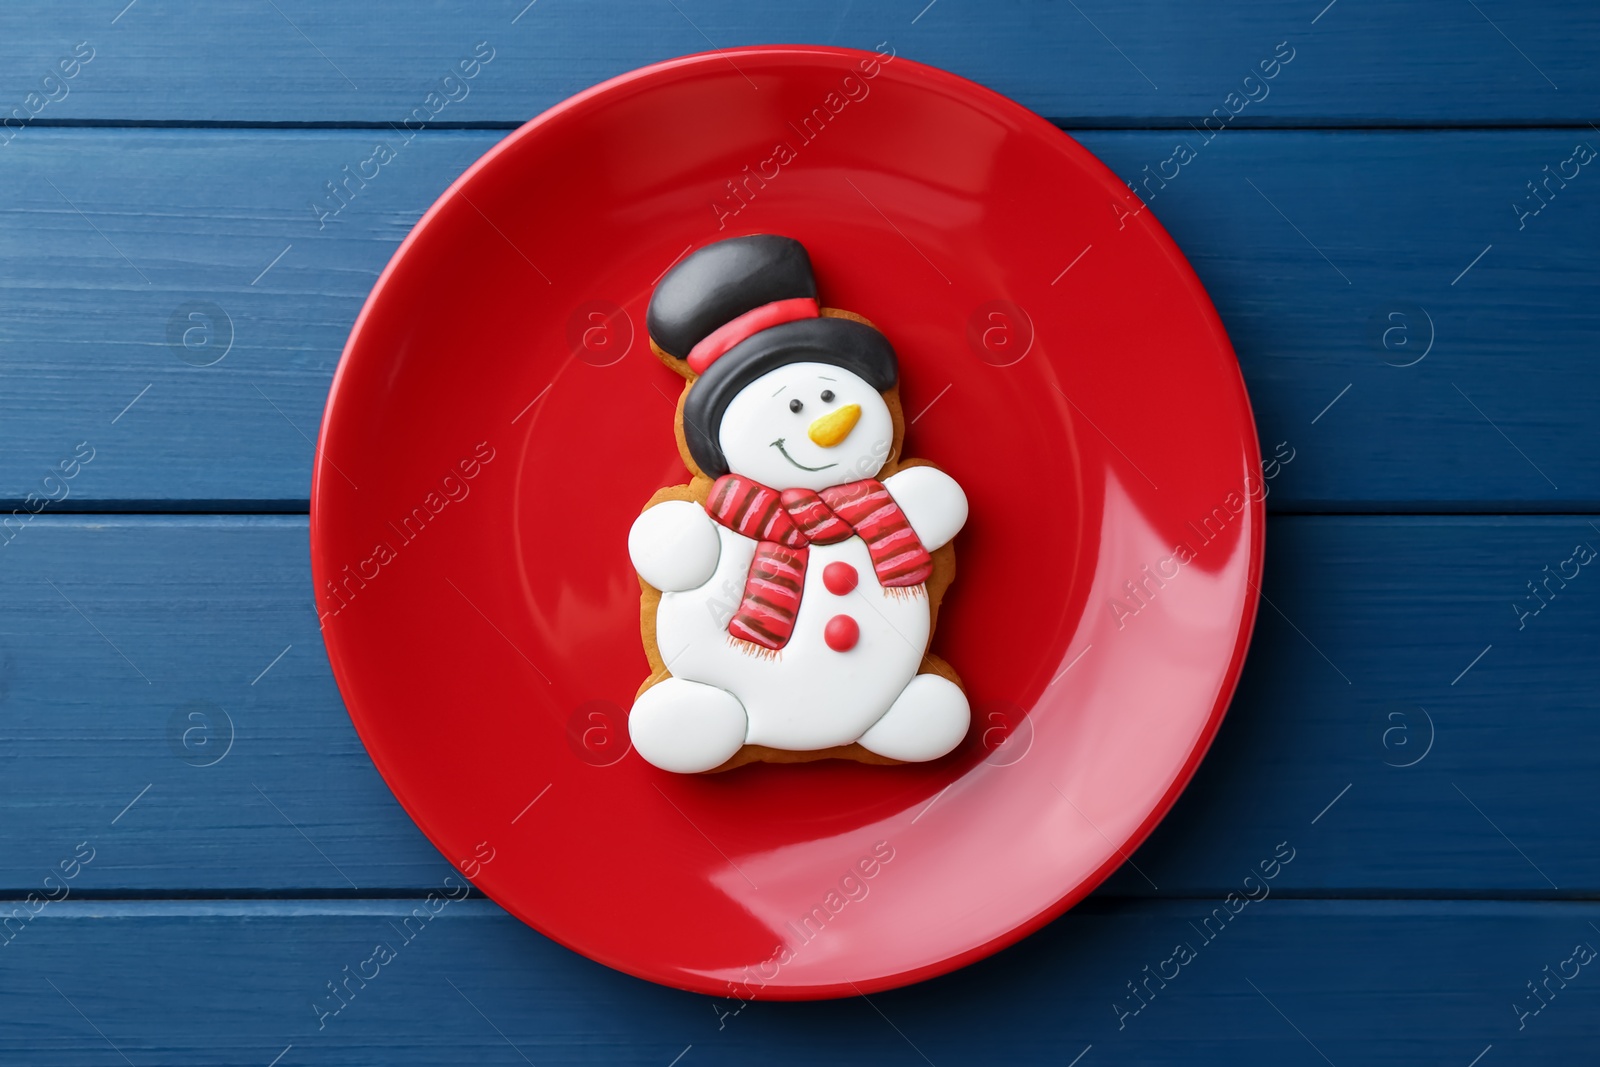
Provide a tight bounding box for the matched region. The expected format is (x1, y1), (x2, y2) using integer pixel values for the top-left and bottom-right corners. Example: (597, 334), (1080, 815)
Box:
(686, 297), (821, 374)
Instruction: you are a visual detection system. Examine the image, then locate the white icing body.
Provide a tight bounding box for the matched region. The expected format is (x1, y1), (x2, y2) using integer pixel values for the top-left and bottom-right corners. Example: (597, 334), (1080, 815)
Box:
(628, 362), (970, 773)
(628, 500), (720, 592)
(656, 522), (930, 750)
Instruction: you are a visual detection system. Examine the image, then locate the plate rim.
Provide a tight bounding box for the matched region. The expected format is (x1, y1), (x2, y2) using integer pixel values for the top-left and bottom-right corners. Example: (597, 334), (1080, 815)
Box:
(312, 43), (1265, 1000)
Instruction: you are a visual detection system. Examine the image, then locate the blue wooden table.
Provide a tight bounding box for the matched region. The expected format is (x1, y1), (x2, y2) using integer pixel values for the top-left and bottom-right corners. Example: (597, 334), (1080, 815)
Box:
(2, 2), (1597, 1063)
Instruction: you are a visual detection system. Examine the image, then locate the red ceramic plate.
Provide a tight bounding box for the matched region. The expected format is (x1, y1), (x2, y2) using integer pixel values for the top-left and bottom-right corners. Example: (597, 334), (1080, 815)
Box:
(313, 45), (1262, 1000)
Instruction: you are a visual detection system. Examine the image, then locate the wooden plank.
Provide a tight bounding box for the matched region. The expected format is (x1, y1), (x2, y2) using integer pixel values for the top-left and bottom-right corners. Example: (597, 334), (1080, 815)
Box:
(0, 899), (1595, 1063)
(0, 514), (1593, 894)
(0, 1), (1596, 125)
(1097, 513), (1600, 898)
(1, 129), (1596, 509)
(0, 515), (451, 893)
(0, 130), (491, 511)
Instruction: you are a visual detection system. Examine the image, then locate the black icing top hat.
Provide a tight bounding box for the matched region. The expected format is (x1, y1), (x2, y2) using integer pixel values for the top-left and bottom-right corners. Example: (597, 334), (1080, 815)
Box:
(647, 234), (898, 477)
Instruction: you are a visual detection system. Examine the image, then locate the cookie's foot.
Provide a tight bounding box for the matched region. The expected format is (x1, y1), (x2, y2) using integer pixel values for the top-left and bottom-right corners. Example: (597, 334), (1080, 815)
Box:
(857, 674), (970, 762)
(629, 678), (748, 773)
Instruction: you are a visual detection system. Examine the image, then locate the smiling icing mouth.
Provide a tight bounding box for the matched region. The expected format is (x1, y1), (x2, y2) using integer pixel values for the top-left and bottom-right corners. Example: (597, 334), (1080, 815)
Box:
(771, 438), (837, 472)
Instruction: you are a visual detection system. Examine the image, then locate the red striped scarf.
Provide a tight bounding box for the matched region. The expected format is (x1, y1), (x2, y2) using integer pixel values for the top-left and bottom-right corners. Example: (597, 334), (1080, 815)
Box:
(704, 474), (933, 651)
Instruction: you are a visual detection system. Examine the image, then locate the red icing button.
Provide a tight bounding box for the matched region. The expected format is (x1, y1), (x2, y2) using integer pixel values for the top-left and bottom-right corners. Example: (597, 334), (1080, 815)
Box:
(824, 614), (859, 652)
(823, 561), (859, 595)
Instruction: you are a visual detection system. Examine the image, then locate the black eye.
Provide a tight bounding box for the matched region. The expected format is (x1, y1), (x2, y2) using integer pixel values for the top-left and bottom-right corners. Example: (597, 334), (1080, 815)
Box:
(820, 389), (835, 402)
(789, 399), (803, 413)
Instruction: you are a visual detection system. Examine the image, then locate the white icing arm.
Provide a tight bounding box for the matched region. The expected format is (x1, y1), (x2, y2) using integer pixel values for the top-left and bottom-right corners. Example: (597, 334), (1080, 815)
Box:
(882, 466), (968, 551)
(628, 499), (722, 592)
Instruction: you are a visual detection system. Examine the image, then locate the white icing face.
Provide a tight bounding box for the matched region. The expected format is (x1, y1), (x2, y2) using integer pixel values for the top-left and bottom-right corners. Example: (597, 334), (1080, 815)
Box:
(716, 362), (893, 491)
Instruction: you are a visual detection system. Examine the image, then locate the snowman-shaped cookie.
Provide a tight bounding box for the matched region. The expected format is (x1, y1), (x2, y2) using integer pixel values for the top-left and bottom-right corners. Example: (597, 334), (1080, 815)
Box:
(628, 235), (970, 773)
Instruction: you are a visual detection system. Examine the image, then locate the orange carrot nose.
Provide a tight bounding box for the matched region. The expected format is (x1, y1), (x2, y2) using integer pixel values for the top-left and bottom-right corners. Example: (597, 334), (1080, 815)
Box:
(807, 404), (861, 447)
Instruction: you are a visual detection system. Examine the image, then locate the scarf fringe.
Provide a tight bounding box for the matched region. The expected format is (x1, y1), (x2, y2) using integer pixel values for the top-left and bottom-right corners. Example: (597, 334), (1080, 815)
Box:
(708, 473), (933, 653)
(882, 584), (928, 602)
(729, 634), (782, 661)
